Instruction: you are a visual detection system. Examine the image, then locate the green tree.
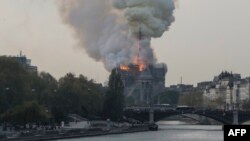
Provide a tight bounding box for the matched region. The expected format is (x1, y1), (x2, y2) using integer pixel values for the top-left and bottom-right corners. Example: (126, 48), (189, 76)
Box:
(178, 91), (203, 107)
(154, 90), (180, 106)
(204, 97), (225, 109)
(0, 101), (50, 124)
(50, 73), (103, 121)
(31, 72), (58, 106)
(0, 56), (34, 114)
(103, 69), (124, 121)
(0, 56), (104, 123)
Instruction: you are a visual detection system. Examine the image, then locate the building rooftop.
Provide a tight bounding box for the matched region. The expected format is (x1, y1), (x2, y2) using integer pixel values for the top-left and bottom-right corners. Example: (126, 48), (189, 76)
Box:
(12, 51), (38, 72)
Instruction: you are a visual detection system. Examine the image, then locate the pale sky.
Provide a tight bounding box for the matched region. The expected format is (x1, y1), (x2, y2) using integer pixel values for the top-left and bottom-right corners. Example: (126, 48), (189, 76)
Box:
(0, 0), (250, 86)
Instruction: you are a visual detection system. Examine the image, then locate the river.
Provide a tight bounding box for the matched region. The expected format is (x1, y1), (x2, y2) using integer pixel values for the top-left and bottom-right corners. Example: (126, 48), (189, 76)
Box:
(57, 121), (223, 141)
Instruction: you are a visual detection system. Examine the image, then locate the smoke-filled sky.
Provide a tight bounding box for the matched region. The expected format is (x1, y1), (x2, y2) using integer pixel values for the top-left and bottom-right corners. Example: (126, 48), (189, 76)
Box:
(58, 0), (176, 70)
(1, 0), (250, 86)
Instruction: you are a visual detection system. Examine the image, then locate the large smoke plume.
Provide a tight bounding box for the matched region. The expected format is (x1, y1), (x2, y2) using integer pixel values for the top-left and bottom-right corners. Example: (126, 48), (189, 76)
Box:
(57, 0), (176, 71)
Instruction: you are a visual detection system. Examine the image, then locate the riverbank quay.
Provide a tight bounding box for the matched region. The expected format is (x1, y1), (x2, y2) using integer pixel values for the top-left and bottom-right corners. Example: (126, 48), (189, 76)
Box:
(0, 125), (151, 141)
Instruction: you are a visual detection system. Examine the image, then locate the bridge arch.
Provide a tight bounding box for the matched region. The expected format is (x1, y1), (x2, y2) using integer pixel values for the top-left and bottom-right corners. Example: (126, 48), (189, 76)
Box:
(156, 114), (223, 124)
(124, 109), (250, 125)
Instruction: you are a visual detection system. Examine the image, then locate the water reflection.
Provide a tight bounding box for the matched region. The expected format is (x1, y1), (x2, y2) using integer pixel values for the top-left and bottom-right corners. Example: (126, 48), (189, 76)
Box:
(58, 121), (223, 141)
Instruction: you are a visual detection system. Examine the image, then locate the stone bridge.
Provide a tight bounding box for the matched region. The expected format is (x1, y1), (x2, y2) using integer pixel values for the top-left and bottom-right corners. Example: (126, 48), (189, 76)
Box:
(124, 108), (250, 125)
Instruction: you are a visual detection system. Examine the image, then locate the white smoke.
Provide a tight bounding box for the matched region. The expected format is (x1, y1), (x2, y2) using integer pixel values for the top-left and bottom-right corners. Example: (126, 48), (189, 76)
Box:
(57, 0), (175, 71)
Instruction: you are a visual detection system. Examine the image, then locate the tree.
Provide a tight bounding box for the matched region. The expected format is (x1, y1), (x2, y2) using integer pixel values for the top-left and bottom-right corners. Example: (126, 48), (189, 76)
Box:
(153, 90), (180, 106)
(0, 56), (105, 123)
(0, 56), (34, 113)
(204, 97), (225, 109)
(50, 73), (104, 121)
(34, 72), (58, 106)
(0, 101), (50, 124)
(178, 91), (203, 107)
(103, 69), (124, 121)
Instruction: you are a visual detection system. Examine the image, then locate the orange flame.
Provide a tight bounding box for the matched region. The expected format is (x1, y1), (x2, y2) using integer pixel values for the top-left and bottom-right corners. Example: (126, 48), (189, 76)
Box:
(119, 57), (146, 72)
(120, 65), (130, 71)
(138, 63), (145, 72)
(133, 57), (145, 72)
(119, 63), (145, 72)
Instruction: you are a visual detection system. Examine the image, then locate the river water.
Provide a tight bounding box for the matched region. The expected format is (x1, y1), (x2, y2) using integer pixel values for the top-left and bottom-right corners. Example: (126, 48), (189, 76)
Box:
(57, 121), (223, 141)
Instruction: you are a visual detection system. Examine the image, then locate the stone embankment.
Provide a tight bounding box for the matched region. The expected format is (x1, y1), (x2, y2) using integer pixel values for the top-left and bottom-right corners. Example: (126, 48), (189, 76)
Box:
(0, 125), (151, 141)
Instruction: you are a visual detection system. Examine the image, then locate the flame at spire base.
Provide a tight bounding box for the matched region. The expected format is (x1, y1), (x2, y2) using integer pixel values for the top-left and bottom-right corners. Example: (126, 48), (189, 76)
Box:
(120, 65), (130, 71)
(119, 57), (145, 72)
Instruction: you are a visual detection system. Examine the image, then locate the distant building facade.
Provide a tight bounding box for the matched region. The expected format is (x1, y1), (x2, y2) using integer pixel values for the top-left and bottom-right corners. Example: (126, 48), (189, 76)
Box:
(13, 52), (38, 72)
(197, 81), (213, 91)
(201, 72), (250, 110)
(168, 84), (195, 95)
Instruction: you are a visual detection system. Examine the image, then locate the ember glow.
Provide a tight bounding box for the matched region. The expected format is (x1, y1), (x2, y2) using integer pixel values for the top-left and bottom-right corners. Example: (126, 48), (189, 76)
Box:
(119, 38), (146, 72)
(119, 58), (146, 72)
(119, 65), (130, 71)
(138, 63), (145, 72)
(133, 56), (146, 72)
(119, 63), (145, 72)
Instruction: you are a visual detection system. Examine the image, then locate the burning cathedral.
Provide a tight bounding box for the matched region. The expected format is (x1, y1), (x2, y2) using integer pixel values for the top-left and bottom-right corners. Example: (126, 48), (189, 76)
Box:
(58, 0), (176, 105)
(118, 63), (167, 105)
(117, 26), (168, 105)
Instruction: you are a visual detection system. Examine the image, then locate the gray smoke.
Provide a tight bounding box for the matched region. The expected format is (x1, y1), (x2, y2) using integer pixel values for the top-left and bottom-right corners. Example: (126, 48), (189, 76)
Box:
(57, 0), (175, 71)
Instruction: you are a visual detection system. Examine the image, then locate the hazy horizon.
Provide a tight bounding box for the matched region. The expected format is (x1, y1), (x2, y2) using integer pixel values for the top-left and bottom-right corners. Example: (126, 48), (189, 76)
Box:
(1, 0), (250, 86)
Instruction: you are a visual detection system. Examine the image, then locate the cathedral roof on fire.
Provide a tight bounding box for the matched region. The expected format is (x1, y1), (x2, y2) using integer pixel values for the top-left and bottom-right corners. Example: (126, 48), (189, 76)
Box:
(137, 68), (153, 80)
